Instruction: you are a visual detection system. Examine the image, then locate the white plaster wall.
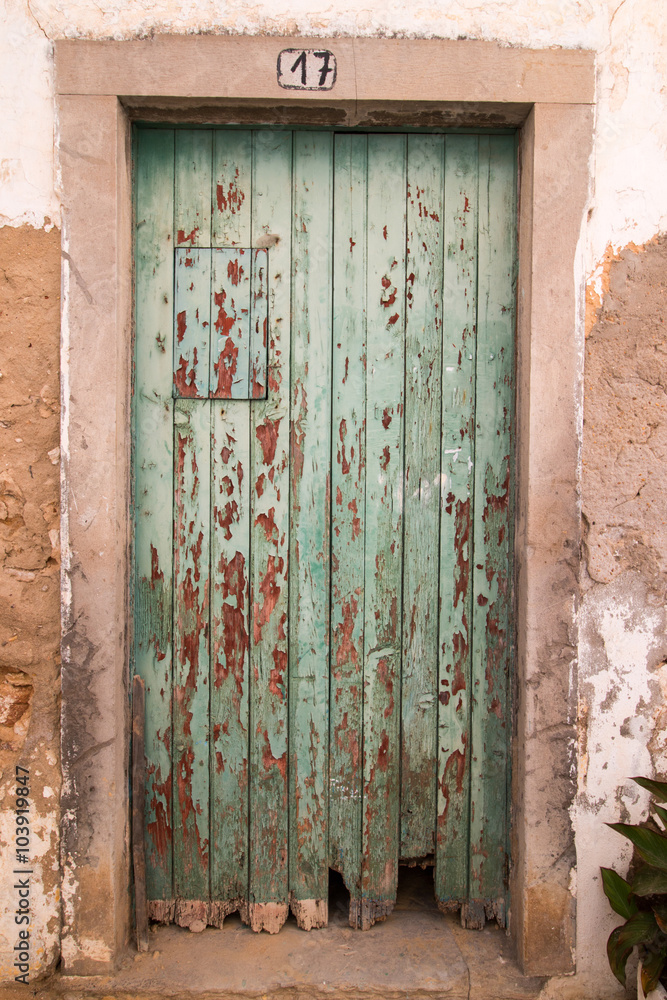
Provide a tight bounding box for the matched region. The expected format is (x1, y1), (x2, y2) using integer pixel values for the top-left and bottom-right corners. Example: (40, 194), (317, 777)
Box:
(0, 1), (55, 230)
(1, 0), (667, 986)
(2, 0), (667, 273)
(575, 578), (667, 991)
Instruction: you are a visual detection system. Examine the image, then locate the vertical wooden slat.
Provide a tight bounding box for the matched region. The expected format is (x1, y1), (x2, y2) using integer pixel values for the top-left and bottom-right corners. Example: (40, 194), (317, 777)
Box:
(173, 398), (211, 927)
(133, 127), (174, 914)
(467, 134), (516, 928)
(250, 249), (269, 400)
(173, 129), (212, 933)
(210, 248), (250, 398)
(358, 134), (407, 930)
(175, 129), (212, 248)
(288, 131), (334, 929)
(132, 675), (149, 951)
(174, 130), (212, 395)
(212, 129), (251, 249)
(174, 248), (211, 398)
(210, 129), (253, 923)
(329, 133), (367, 905)
(210, 400), (251, 921)
(248, 129), (292, 933)
(400, 134), (444, 860)
(435, 135), (479, 911)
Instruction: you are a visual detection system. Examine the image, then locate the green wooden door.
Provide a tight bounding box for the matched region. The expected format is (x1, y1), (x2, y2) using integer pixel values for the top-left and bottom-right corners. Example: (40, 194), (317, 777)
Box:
(133, 126), (516, 935)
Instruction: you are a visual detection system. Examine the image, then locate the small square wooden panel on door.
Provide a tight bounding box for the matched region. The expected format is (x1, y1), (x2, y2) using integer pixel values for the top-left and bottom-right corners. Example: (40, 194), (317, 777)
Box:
(174, 246), (269, 400)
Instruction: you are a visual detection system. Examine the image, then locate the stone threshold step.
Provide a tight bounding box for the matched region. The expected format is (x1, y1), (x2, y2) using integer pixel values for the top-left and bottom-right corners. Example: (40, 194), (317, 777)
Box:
(44, 909), (549, 1000)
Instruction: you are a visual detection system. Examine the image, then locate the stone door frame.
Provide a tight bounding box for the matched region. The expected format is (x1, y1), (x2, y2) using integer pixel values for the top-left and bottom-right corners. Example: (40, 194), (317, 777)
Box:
(55, 34), (594, 977)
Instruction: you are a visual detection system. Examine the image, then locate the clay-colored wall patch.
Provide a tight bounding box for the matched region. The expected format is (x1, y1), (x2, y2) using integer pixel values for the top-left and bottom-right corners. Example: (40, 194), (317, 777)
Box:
(583, 235), (667, 592)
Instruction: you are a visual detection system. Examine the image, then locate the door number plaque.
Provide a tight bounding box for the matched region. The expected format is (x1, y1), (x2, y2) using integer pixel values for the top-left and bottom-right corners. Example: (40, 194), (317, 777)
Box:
(277, 49), (337, 91)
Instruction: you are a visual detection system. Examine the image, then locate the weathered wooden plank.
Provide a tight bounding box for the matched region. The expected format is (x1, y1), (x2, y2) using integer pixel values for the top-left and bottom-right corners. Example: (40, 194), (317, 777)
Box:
(210, 399), (251, 923)
(250, 249), (269, 400)
(133, 126), (175, 911)
(174, 247), (211, 398)
(210, 248), (251, 398)
(329, 133), (367, 903)
(174, 130), (212, 399)
(212, 129), (251, 249)
(435, 135), (479, 911)
(175, 129), (212, 248)
(288, 131), (333, 930)
(132, 674), (149, 951)
(467, 134), (516, 928)
(357, 134), (407, 931)
(400, 134), (444, 860)
(209, 130), (253, 924)
(248, 129), (292, 933)
(173, 398), (211, 927)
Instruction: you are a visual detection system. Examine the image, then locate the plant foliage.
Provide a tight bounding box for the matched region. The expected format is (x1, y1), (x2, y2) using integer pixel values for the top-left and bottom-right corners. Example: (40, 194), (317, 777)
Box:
(602, 777), (667, 994)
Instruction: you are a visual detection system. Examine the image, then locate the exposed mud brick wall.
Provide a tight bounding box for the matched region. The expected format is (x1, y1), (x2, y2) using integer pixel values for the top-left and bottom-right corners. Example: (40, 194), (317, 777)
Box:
(578, 235), (667, 987)
(583, 235), (667, 594)
(0, 226), (61, 974)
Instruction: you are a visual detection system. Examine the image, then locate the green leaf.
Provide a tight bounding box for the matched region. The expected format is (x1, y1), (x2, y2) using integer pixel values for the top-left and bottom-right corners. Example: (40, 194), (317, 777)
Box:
(602, 867), (639, 918)
(607, 913), (660, 985)
(632, 866), (667, 897)
(608, 823), (667, 872)
(617, 911), (659, 947)
(641, 949), (667, 995)
(653, 803), (667, 829)
(607, 928), (633, 987)
(633, 777), (667, 803)
(652, 904), (667, 934)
